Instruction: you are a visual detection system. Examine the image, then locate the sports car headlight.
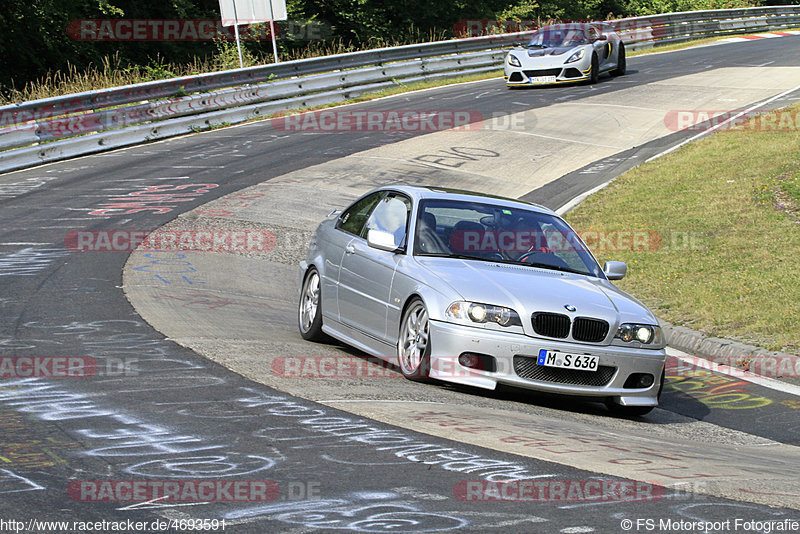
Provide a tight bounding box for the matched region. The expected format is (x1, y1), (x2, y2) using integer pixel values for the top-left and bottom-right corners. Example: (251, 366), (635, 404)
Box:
(446, 301), (522, 327)
(614, 323), (663, 346)
(565, 49), (585, 63)
(508, 54), (522, 67)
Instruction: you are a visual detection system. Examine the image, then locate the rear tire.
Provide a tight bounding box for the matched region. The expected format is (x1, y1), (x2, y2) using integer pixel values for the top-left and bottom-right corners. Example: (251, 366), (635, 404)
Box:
(397, 298), (431, 380)
(298, 268), (326, 342)
(611, 43), (626, 76)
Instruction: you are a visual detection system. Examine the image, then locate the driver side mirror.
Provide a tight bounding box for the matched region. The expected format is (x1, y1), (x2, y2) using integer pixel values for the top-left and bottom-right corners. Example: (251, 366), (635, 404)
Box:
(603, 261), (627, 280)
(367, 229), (402, 252)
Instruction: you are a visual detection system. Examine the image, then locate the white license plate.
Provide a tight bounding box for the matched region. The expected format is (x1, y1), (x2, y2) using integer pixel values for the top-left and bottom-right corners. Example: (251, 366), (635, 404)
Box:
(537, 349), (598, 372)
(530, 75), (557, 84)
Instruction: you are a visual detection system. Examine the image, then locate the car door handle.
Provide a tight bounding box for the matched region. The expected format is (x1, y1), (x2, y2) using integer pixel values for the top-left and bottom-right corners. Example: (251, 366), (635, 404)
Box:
(345, 245), (355, 255)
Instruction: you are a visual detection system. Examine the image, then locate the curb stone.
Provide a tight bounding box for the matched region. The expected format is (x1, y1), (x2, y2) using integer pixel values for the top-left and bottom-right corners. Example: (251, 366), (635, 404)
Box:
(660, 320), (800, 385)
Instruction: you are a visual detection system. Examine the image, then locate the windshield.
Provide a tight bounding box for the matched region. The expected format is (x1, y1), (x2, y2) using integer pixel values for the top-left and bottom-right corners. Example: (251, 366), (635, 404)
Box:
(527, 26), (594, 48)
(413, 199), (603, 278)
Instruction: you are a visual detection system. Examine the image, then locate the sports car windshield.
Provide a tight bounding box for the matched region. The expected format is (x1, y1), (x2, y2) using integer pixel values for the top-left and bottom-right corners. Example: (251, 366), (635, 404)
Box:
(414, 199), (603, 278)
(527, 27), (592, 48)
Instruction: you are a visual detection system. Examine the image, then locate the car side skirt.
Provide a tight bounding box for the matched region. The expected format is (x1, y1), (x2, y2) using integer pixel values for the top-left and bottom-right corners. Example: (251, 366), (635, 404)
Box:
(321, 318), (397, 363)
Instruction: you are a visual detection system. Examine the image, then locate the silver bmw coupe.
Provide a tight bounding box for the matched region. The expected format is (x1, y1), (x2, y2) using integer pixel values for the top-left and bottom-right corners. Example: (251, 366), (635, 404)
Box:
(298, 186), (665, 415)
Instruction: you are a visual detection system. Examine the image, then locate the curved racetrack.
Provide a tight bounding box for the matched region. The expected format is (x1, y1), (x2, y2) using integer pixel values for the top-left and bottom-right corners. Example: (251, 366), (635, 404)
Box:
(2, 36), (800, 532)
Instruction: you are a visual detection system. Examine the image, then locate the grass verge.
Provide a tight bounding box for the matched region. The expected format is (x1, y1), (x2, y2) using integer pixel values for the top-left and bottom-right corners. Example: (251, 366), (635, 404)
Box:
(566, 103), (800, 354)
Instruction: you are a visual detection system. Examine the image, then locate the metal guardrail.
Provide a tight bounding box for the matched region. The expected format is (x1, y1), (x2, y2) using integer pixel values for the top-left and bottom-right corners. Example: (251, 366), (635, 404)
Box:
(1, 6), (798, 173)
(611, 6), (800, 50)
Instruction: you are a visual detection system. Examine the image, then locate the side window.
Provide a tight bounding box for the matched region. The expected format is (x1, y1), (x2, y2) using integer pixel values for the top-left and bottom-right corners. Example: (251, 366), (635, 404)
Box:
(363, 194), (411, 248)
(336, 192), (383, 236)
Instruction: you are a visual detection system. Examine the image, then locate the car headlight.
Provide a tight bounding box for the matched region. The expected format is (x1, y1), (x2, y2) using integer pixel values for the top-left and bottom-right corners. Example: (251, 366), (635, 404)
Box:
(446, 301), (522, 327)
(565, 49), (585, 63)
(614, 323), (663, 346)
(507, 54), (521, 67)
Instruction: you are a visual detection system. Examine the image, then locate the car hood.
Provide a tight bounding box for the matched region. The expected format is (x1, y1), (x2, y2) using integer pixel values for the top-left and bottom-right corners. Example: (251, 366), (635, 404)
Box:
(416, 257), (657, 329)
(525, 46), (575, 57)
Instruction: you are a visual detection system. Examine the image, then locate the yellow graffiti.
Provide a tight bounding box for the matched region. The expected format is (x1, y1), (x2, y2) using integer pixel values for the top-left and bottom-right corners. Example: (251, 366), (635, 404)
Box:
(666, 373), (773, 409)
(698, 393), (773, 410)
(0, 410), (80, 467)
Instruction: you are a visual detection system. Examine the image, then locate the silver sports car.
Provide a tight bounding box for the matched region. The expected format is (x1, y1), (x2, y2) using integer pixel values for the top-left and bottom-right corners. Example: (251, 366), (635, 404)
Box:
(298, 186), (665, 415)
(504, 22), (626, 87)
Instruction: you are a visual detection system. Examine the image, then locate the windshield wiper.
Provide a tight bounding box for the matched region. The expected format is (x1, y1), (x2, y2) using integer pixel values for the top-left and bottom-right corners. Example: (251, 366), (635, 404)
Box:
(527, 44), (548, 49)
(419, 253), (487, 261)
(520, 261), (587, 276)
(418, 254), (591, 275)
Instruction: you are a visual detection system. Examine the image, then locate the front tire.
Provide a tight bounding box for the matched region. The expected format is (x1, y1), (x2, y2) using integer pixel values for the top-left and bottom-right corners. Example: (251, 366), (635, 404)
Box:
(397, 298), (431, 380)
(611, 43), (626, 76)
(605, 401), (654, 417)
(298, 268), (325, 341)
(605, 366), (664, 417)
(588, 54), (599, 84)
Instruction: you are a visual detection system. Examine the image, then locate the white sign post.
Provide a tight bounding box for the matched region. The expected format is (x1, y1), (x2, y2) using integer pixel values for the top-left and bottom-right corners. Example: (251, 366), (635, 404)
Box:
(230, 0), (244, 68)
(219, 0), (288, 67)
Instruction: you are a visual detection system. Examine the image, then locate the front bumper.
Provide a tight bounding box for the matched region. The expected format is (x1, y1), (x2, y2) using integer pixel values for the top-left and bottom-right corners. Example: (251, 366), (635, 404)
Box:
(428, 320), (666, 406)
(504, 64), (591, 86)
